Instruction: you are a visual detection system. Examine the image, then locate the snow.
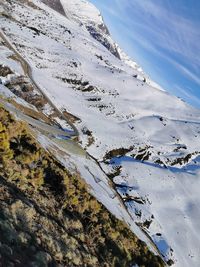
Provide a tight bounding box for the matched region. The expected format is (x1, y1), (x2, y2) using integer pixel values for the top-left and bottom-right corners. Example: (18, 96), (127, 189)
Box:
(109, 156), (200, 266)
(0, 73), (20, 85)
(0, 84), (15, 98)
(1, 0), (200, 265)
(116, 43), (143, 73)
(54, 117), (73, 131)
(0, 40), (24, 75)
(116, 44), (165, 91)
(60, 0), (120, 58)
(36, 130), (158, 254)
(60, 0), (103, 25)
(60, 2), (165, 92)
(42, 103), (53, 116)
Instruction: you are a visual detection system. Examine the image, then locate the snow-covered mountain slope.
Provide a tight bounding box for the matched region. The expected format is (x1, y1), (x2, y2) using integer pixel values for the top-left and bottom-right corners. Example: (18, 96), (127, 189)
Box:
(116, 44), (165, 91)
(116, 43), (143, 72)
(59, 0), (163, 90)
(60, 0), (120, 58)
(1, 0), (200, 266)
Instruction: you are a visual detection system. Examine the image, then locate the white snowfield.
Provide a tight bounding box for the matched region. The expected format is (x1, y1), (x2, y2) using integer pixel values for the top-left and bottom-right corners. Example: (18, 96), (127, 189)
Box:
(60, 0), (103, 24)
(1, 0), (200, 266)
(60, 0), (160, 89)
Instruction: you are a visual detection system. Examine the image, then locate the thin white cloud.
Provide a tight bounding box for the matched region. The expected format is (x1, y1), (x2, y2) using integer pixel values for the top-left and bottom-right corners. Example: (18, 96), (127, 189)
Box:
(173, 63), (200, 86)
(119, 25), (200, 87)
(174, 84), (200, 107)
(96, 0), (200, 101)
(130, 0), (200, 66)
(105, 0), (200, 69)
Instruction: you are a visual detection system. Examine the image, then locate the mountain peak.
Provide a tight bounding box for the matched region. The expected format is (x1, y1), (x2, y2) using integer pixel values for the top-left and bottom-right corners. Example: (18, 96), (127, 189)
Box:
(59, 0), (164, 90)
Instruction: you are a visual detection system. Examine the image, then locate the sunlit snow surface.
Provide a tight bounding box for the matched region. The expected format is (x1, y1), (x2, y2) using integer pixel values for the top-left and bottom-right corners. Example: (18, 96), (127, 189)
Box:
(1, 0), (200, 265)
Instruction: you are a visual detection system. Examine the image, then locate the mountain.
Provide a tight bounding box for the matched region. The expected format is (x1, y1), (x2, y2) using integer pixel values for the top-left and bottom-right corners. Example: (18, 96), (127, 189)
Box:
(59, 0), (120, 58)
(1, 0), (200, 266)
(59, 0), (161, 89)
(0, 102), (165, 267)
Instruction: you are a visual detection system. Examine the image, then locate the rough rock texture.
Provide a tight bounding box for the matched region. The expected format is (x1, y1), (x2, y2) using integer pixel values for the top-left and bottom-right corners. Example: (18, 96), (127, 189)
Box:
(41, 0), (65, 16)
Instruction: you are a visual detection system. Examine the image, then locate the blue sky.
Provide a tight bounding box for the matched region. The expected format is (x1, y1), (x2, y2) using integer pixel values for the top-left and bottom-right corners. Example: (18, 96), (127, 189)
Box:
(90, 0), (200, 108)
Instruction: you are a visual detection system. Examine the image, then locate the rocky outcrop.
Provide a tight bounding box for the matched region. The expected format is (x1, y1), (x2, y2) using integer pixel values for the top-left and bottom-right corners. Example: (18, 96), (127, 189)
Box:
(41, 0), (65, 16)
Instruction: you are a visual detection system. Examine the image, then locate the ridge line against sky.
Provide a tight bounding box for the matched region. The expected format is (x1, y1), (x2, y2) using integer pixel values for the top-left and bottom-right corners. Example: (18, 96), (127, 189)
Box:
(90, 0), (200, 108)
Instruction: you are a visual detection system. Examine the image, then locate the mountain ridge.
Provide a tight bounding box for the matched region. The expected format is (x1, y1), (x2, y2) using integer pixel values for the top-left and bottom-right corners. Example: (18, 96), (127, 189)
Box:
(59, 0), (165, 91)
